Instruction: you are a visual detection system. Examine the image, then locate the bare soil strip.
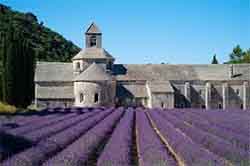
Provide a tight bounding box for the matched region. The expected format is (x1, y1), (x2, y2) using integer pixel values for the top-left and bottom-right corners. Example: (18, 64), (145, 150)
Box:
(145, 111), (184, 166)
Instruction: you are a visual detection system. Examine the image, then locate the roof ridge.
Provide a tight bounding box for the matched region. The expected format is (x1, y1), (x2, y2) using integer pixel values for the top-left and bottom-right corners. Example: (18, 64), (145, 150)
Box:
(74, 63), (111, 81)
(72, 48), (114, 60)
(85, 22), (101, 34)
(36, 61), (72, 64)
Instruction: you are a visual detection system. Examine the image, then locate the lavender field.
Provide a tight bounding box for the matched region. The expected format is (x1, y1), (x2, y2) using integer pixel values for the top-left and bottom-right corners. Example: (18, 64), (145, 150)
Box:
(0, 107), (249, 166)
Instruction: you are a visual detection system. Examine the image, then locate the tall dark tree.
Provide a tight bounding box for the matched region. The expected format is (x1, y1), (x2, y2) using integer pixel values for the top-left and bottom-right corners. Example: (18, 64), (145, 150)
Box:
(211, 54), (219, 64)
(1, 24), (35, 107)
(0, 32), (6, 100)
(4, 26), (16, 105)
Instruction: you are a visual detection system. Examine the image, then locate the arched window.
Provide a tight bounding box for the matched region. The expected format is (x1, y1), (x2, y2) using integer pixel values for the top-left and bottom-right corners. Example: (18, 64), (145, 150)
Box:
(76, 62), (80, 69)
(80, 93), (84, 103)
(90, 36), (97, 47)
(94, 93), (99, 103)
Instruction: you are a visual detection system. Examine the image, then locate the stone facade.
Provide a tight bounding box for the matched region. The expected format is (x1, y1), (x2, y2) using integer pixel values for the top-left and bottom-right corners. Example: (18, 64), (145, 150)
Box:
(34, 23), (250, 109)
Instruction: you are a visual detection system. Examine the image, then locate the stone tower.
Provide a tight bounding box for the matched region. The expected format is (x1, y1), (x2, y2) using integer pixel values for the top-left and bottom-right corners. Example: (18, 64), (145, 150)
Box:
(72, 22), (115, 75)
(74, 63), (116, 107)
(72, 23), (117, 107)
(85, 22), (102, 48)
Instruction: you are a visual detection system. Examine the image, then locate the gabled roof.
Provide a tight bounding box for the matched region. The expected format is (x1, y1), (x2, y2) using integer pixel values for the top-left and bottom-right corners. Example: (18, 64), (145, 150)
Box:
(147, 81), (174, 93)
(113, 64), (250, 81)
(35, 63), (250, 83)
(74, 63), (112, 81)
(116, 84), (147, 98)
(35, 62), (73, 82)
(72, 48), (114, 60)
(85, 22), (101, 34)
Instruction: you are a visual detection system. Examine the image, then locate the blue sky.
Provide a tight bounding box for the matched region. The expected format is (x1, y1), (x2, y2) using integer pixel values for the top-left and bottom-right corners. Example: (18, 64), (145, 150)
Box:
(1, 0), (249, 64)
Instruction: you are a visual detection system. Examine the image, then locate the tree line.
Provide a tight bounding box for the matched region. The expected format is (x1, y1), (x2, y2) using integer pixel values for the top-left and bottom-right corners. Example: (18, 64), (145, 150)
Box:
(211, 45), (250, 64)
(0, 3), (79, 108)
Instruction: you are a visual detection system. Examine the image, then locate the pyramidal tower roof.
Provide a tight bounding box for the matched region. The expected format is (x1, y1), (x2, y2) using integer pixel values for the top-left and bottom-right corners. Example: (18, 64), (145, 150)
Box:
(74, 63), (111, 81)
(85, 22), (101, 34)
(72, 48), (114, 60)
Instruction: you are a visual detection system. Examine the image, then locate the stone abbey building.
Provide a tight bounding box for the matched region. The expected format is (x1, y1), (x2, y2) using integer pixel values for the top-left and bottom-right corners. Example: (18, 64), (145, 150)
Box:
(35, 23), (250, 109)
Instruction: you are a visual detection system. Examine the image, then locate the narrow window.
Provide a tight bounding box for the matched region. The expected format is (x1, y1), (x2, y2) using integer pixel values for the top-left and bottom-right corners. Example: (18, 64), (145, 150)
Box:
(94, 93), (99, 103)
(76, 62), (80, 69)
(80, 93), (84, 103)
(107, 61), (112, 70)
(199, 90), (202, 95)
(236, 89), (240, 96)
(90, 36), (97, 47)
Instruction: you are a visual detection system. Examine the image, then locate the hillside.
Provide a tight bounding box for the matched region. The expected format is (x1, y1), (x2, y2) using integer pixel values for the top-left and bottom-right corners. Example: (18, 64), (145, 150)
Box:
(0, 4), (80, 62)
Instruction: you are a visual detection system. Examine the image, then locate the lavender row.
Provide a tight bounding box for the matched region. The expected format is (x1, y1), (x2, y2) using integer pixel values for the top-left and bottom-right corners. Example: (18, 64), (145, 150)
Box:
(22, 109), (99, 143)
(42, 108), (124, 166)
(136, 110), (177, 166)
(6, 113), (77, 136)
(157, 110), (249, 165)
(186, 109), (250, 137)
(0, 112), (80, 162)
(1, 108), (113, 166)
(96, 108), (134, 166)
(148, 110), (227, 166)
(0, 107), (92, 130)
(0, 113), (59, 131)
(185, 108), (249, 123)
(198, 108), (250, 120)
(168, 109), (250, 151)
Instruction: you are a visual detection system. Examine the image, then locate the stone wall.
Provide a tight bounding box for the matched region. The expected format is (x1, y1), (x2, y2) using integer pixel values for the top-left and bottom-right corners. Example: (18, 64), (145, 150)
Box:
(36, 99), (74, 108)
(151, 93), (174, 108)
(171, 80), (250, 110)
(74, 81), (115, 107)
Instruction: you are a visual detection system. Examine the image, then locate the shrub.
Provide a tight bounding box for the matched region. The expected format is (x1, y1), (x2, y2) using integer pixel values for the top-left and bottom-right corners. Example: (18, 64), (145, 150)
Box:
(0, 102), (17, 114)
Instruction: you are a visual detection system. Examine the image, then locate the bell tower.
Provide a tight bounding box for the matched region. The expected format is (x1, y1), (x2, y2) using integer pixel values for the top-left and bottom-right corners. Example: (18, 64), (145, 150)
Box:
(85, 22), (102, 48)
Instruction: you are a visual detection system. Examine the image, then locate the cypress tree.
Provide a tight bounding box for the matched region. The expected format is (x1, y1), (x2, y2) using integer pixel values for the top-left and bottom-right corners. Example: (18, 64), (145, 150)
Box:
(211, 54), (219, 64)
(5, 26), (16, 105)
(27, 44), (35, 106)
(23, 39), (31, 107)
(1, 24), (35, 107)
(14, 32), (25, 106)
(0, 32), (5, 101)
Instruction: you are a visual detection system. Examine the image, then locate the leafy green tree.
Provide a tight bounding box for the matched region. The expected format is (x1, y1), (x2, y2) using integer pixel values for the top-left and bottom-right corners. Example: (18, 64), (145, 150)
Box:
(229, 45), (243, 63)
(211, 54), (219, 64)
(242, 49), (250, 63)
(227, 45), (250, 64)
(0, 3), (80, 63)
